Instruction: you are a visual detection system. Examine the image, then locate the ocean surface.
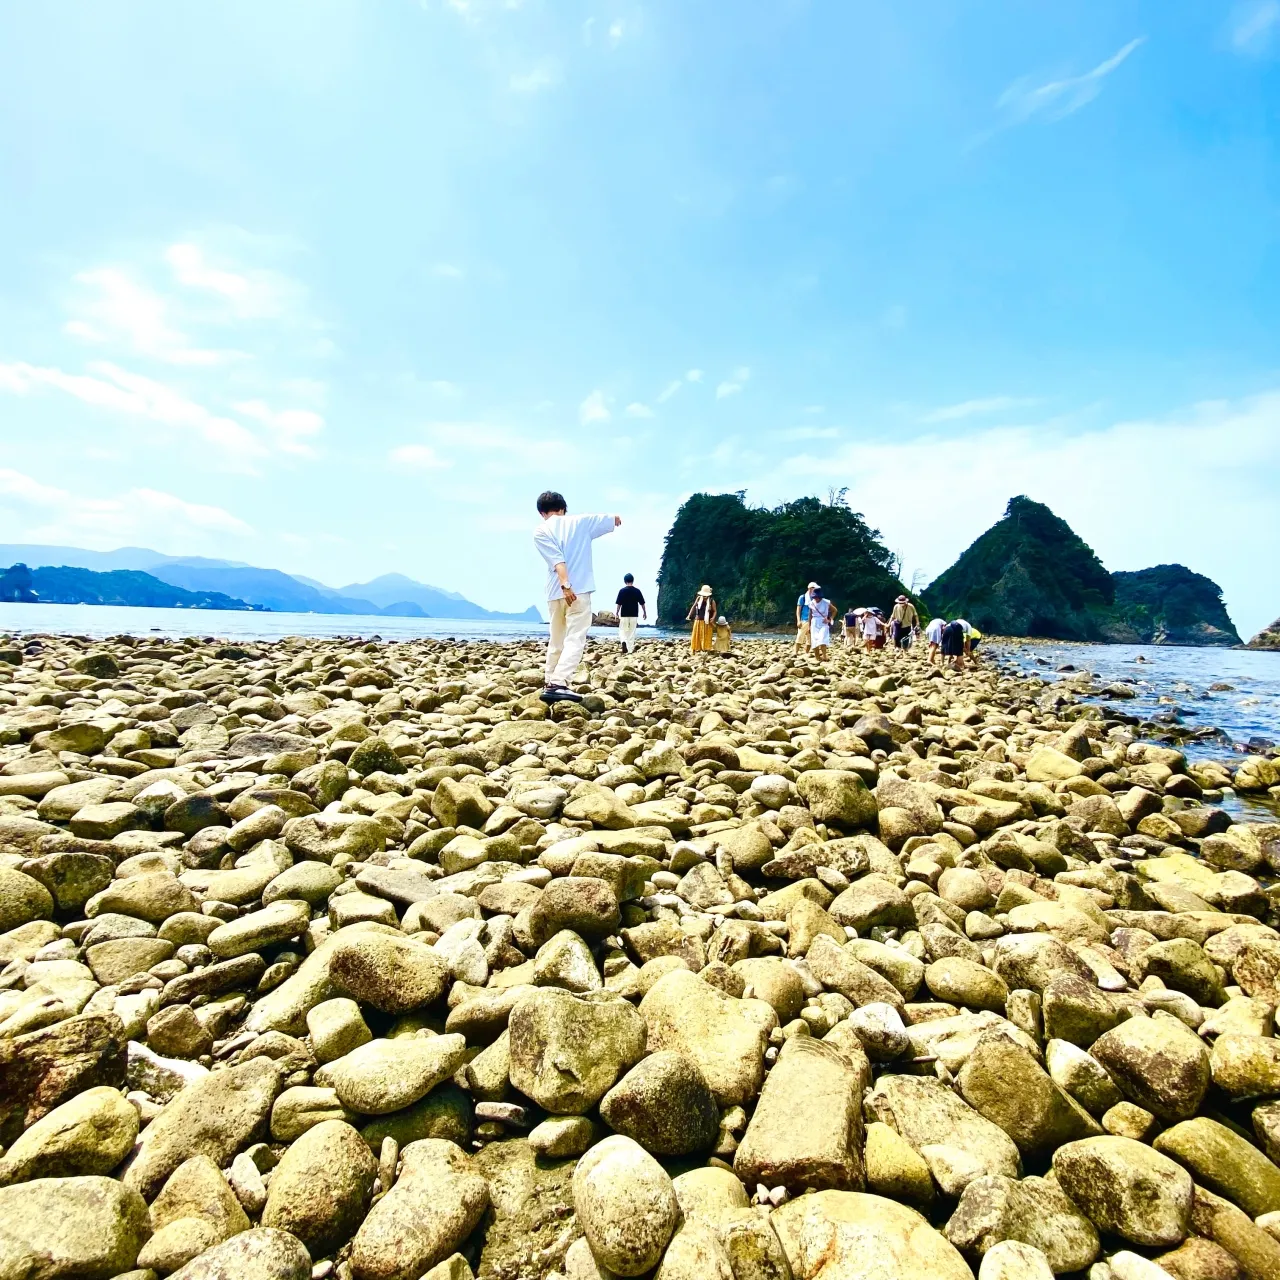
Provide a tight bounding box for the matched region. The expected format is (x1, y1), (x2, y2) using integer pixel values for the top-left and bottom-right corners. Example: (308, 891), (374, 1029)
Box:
(2, 601), (1276, 777)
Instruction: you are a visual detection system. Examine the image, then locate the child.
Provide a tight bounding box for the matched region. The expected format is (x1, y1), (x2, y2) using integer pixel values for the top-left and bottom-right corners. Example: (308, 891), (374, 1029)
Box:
(532, 491), (620, 702)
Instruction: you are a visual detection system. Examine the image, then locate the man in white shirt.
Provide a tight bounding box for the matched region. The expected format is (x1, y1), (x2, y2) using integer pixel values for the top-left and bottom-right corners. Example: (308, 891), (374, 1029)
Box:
(532, 491), (621, 703)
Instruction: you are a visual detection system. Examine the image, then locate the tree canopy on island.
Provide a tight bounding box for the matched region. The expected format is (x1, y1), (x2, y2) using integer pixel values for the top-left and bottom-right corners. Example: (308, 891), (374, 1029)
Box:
(656, 491), (910, 627)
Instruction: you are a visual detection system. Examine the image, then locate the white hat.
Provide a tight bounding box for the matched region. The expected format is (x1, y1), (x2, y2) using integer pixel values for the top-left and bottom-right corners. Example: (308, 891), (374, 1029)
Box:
(807, 581), (820, 590)
(697, 584), (713, 595)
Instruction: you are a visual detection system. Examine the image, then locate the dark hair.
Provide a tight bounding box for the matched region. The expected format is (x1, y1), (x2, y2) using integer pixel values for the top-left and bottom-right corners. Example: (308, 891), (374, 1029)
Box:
(536, 491), (567, 514)
(623, 573), (634, 584)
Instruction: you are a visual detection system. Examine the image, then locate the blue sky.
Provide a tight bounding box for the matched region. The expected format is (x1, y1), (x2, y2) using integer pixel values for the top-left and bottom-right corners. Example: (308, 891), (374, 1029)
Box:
(1, 0), (1278, 634)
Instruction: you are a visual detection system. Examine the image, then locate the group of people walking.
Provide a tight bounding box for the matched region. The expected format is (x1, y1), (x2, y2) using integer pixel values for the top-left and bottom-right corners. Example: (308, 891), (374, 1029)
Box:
(793, 583), (981, 667)
(530, 491), (982, 706)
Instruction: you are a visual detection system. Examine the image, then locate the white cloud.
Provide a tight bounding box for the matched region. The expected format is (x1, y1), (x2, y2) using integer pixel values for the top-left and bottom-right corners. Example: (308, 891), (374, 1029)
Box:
(716, 366), (750, 399)
(579, 389), (611, 424)
(625, 402), (654, 418)
(1233, 1), (1280, 50)
(510, 64), (559, 93)
(432, 263), (465, 279)
(389, 444), (452, 470)
(656, 379), (684, 404)
(608, 19), (625, 46)
(164, 242), (298, 321)
(804, 405), (825, 414)
(0, 467), (254, 547)
(233, 399), (325, 456)
(920, 395), (1038, 423)
(0, 360), (265, 465)
(68, 267), (232, 366)
(427, 380), (463, 397)
(686, 369), (703, 382)
(758, 391), (1280, 638)
(996, 37), (1145, 126)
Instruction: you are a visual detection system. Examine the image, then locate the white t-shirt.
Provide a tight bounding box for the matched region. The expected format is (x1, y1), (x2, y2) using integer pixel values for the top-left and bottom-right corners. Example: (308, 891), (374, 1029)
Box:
(925, 617), (945, 644)
(533, 513), (616, 601)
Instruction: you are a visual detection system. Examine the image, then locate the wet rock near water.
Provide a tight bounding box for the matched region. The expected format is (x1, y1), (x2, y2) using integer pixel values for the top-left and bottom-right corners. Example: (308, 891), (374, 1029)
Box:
(1, 628), (1280, 1278)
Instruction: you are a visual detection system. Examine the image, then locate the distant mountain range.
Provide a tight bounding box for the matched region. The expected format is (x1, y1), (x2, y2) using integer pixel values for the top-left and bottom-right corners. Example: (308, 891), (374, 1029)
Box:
(0, 544), (542, 621)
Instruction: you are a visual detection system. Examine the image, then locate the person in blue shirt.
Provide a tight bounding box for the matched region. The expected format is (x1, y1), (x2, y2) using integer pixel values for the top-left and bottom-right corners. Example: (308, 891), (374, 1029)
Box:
(794, 581), (818, 652)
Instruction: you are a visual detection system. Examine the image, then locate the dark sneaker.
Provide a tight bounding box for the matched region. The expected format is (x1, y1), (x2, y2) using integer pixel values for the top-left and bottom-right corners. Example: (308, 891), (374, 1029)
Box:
(540, 686), (583, 704)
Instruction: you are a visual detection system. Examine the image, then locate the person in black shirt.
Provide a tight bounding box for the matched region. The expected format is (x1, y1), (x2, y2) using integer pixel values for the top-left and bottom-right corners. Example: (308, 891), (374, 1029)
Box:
(615, 574), (646, 652)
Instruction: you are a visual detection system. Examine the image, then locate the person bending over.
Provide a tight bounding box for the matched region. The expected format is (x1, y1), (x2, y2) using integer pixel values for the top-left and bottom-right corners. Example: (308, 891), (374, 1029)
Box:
(532, 490), (620, 703)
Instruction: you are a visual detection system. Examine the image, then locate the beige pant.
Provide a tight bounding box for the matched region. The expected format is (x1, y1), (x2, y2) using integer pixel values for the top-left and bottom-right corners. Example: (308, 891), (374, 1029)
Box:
(546, 592), (593, 686)
(618, 615), (638, 651)
(795, 620), (811, 652)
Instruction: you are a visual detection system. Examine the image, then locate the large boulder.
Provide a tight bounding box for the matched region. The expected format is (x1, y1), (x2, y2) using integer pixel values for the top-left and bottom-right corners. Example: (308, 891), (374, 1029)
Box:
(1154, 1117), (1280, 1219)
(124, 1056), (280, 1199)
(168, 1228), (312, 1280)
(795, 771), (878, 828)
(771, 1190), (973, 1280)
(868, 1074), (1021, 1197)
(734, 1036), (865, 1192)
(1089, 1016), (1209, 1121)
(572, 1135), (679, 1277)
(322, 1034), (467, 1116)
(509, 989), (645, 1114)
(599, 1051), (719, 1155)
(350, 1139), (489, 1280)
(639, 970), (776, 1106)
(329, 932), (450, 1015)
(0, 1084), (137, 1183)
(945, 1174), (1100, 1274)
(1052, 1136), (1192, 1248)
(956, 1031), (1101, 1157)
(261, 1119), (378, 1257)
(0, 1175), (151, 1279)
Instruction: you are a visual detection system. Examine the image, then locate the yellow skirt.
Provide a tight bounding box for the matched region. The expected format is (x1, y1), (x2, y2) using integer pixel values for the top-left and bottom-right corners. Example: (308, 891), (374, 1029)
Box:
(691, 619), (714, 652)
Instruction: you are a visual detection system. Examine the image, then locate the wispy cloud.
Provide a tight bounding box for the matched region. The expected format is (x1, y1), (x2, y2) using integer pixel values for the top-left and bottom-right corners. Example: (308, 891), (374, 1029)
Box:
(579, 389), (611, 424)
(625, 402), (654, 418)
(716, 366), (750, 399)
(390, 444), (451, 470)
(428, 380), (463, 398)
(920, 395), (1039, 424)
(608, 19), (625, 47)
(0, 466), (254, 545)
(233, 399), (324, 456)
(0, 360), (266, 467)
(1232, 1), (1280, 51)
(67, 267), (235, 366)
(431, 262), (465, 279)
(510, 64), (559, 93)
(993, 38), (1145, 129)
(656, 379), (683, 404)
(686, 369), (703, 382)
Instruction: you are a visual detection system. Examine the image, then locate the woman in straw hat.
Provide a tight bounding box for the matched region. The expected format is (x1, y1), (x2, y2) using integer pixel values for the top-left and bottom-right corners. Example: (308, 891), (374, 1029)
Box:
(686, 585), (717, 653)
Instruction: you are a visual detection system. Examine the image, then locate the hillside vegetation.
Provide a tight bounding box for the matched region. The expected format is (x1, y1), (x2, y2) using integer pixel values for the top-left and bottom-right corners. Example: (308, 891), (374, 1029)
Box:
(656, 491), (910, 627)
(925, 497), (1240, 644)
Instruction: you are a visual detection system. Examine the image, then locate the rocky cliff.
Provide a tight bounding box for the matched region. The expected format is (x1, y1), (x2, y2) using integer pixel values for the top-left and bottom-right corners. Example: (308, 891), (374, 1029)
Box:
(656, 491), (909, 627)
(924, 496), (1116, 640)
(1109, 565), (1240, 646)
(925, 498), (1240, 645)
(1248, 617), (1280, 650)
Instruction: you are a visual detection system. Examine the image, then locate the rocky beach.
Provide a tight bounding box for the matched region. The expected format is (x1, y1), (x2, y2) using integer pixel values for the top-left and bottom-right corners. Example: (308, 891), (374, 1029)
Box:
(2, 630), (1280, 1280)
